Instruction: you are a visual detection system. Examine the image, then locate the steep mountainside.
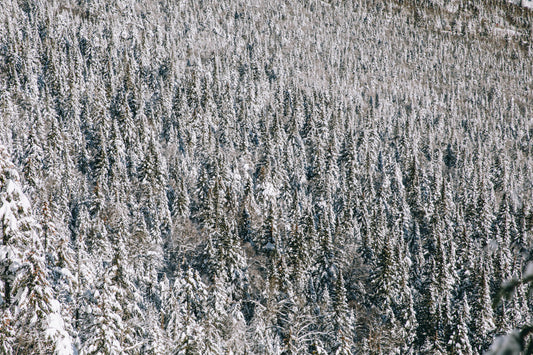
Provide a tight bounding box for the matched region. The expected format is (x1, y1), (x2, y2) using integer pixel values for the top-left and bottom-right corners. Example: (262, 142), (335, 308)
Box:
(0, 0), (532, 353)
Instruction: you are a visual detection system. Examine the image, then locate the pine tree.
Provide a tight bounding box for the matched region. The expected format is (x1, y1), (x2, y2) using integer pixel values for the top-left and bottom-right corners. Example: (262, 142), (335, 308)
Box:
(202, 274), (230, 354)
(493, 193), (515, 287)
(78, 266), (126, 355)
(472, 174), (495, 248)
(368, 219), (404, 354)
(168, 268), (207, 355)
(0, 145), (71, 354)
(287, 206), (310, 291)
(471, 256), (496, 352)
(448, 294), (473, 355)
(22, 123), (45, 192)
(246, 303), (283, 355)
(216, 216), (247, 301)
(331, 273), (355, 355)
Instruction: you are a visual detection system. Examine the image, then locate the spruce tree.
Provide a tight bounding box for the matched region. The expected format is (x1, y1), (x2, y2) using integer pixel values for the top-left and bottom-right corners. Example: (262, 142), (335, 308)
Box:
(0, 145), (71, 354)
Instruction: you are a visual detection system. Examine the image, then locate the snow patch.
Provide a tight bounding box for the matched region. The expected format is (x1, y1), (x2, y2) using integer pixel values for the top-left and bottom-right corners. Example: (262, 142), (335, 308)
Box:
(261, 182), (279, 198)
(507, 0), (533, 8)
(263, 242), (276, 251)
(520, 0), (533, 9)
(445, 0), (459, 13)
(487, 239), (498, 252)
(525, 262), (533, 278)
(487, 331), (521, 355)
(18, 193), (32, 212)
(46, 300), (74, 355)
(0, 201), (17, 235)
(493, 27), (520, 37)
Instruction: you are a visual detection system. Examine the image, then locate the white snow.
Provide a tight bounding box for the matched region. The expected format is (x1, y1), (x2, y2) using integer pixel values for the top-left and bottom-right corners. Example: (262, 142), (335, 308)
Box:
(6, 179), (16, 195)
(445, 1), (459, 13)
(493, 27), (520, 37)
(0, 245), (22, 269)
(46, 301), (74, 355)
(14, 287), (28, 306)
(264, 242), (276, 251)
(0, 172), (32, 236)
(520, 0), (533, 9)
(488, 239), (498, 252)
(508, 0), (533, 8)
(55, 267), (75, 280)
(261, 182), (279, 198)
(18, 192), (32, 212)
(0, 200), (17, 235)
(525, 262), (533, 278)
(486, 331), (522, 355)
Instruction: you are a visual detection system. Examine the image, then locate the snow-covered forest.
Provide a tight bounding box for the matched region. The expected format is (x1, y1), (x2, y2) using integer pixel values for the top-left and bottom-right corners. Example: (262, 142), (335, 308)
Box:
(1, 0), (533, 353)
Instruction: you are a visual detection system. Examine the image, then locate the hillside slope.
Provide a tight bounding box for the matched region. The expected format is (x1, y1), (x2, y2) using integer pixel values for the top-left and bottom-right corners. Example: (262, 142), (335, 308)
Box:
(1, 0), (532, 353)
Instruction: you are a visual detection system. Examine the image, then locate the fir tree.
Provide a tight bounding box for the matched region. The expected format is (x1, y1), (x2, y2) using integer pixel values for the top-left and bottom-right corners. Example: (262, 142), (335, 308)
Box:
(0, 145), (71, 354)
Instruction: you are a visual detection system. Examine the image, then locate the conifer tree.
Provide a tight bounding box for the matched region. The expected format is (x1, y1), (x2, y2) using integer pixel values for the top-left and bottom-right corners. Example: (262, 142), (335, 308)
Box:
(448, 294), (473, 355)
(332, 273), (355, 354)
(0, 145), (71, 354)
(471, 256), (496, 352)
(168, 268), (207, 355)
(78, 265), (127, 355)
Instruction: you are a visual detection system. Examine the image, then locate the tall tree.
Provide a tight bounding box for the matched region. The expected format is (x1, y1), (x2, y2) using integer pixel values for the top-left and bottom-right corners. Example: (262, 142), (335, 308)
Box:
(0, 145), (71, 354)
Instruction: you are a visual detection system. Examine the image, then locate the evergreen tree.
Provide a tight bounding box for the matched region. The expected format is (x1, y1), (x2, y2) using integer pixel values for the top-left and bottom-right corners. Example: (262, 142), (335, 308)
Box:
(78, 264), (127, 355)
(169, 268), (207, 355)
(0, 145), (71, 354)
(471, 256), (496, 352)
(448, 294), (473, 355)
(331, 273), (355, 354)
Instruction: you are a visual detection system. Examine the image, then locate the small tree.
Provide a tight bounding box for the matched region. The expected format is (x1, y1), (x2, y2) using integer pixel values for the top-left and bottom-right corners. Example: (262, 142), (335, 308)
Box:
(488, 263), (533, 355)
